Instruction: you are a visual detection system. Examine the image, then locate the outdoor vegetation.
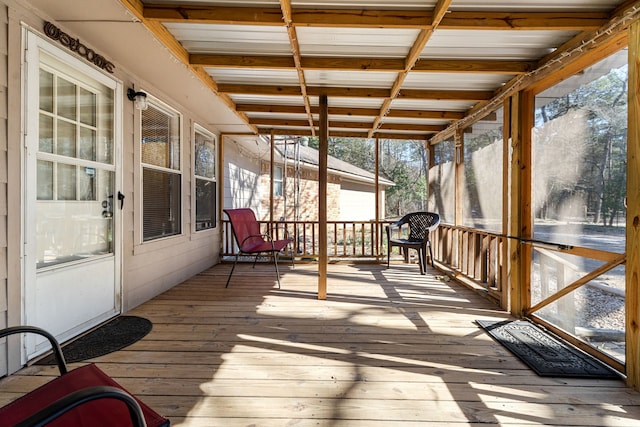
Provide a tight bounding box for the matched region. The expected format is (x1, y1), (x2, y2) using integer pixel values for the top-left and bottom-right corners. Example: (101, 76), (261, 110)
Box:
(534, 63), (628, 228)
(308, 137), (429, 219)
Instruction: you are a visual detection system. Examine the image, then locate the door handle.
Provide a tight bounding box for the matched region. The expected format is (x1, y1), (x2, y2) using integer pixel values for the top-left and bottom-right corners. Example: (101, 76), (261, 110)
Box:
(118, 191), (125, 210)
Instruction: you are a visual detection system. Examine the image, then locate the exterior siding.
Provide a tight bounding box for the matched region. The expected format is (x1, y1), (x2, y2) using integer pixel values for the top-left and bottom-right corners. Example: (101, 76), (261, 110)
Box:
(224, 141), (261, 215)
(0, 0), (223, 373)
(340, 180), (379, 221)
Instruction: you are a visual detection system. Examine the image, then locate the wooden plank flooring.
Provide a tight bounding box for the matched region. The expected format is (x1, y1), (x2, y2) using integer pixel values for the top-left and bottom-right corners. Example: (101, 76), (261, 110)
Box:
(2, 262), (640, 426)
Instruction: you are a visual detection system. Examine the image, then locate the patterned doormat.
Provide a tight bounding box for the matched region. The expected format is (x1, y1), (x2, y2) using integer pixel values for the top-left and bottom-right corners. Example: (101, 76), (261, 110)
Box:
(476, 319), (620, 379)
(37, 316), (152, 365)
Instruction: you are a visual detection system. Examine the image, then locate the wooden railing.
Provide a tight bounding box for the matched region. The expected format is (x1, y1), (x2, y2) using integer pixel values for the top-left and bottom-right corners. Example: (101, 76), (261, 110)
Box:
(222, 219), (394, 260)
(432, 224), (508, 301)
(222, 220), (510, 302)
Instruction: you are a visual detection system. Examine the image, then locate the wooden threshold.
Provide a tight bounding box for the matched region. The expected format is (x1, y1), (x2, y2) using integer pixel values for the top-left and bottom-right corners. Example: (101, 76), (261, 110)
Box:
(1, 263), (639, 426)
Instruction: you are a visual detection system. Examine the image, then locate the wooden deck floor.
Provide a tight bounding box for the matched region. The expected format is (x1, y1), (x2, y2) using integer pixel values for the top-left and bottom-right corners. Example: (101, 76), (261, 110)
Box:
(2, 262), (640, 426)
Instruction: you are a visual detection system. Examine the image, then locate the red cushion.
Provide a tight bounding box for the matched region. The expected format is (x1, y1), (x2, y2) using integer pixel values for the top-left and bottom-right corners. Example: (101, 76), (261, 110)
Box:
(0, 364), (169, 427)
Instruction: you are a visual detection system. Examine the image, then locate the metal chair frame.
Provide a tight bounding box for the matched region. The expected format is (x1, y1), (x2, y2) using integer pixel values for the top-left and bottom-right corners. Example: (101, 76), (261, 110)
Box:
(224, 208), (293, 289)
(0, 326), (169, 427)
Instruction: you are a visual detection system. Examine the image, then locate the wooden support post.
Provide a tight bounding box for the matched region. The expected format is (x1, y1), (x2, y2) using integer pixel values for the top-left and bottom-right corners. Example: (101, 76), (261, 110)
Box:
(269, 130), (275, 223)
(318, 95), (328, 300)
(375, 138), (380, 257)
(626, 20), (640, 391)
(454, 129), (463, 267)
(508, 92), (533, 317)
(500, 99), (511, 310)
(219, 135), (226, 254)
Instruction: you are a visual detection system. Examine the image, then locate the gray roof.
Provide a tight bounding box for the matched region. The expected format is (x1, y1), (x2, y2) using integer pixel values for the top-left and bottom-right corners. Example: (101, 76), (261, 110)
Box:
(276, 143), (395, 187)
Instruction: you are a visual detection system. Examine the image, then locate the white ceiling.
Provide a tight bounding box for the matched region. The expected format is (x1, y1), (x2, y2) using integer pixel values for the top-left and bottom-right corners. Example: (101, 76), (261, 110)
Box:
(24, 0), (637, 141)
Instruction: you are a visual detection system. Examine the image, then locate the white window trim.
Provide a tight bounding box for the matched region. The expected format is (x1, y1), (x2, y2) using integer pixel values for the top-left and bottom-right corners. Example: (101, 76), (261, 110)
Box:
(138, 93), (184, 244)
(192, 123), (217, 233)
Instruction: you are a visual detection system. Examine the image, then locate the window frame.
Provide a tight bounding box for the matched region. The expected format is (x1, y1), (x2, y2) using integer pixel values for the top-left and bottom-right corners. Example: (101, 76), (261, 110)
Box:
(273, 164), (283, 197)
(139, 94), (183, 243)
(192, 123), (217, 232)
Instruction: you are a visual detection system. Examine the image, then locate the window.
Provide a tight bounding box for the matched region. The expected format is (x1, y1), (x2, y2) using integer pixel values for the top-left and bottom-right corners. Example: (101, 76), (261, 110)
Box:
(273, 165), (283, 197)
(427, 139), (455, 224)
(462, 108), (504, 232)
(531, 48), (627, 363)
(141, 99), (181, 241)
(194, 125), (216, 231)
(35, 54), (115, 267)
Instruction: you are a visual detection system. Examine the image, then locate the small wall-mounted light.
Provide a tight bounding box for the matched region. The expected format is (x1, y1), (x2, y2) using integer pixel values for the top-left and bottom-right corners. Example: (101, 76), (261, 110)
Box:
(127, 88), (148, 111)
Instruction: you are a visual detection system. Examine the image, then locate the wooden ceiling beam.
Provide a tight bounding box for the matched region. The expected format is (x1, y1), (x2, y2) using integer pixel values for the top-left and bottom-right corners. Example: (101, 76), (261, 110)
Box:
(236, 103), (464, 120)
(370, 0), (451, 138)
(250, 118), (444, 132)
(143, 5), (284, 25)
(386, 109), (465, 120)
(413, 59), (536, 74)
(280, 0), (315, 135)
(144, 5), (608, 31)
(439, 11), (608, 30)
(192, 54), (534, 74)
(257, 127), (430, 140)
(222, 84), (492, 101)
(398, 89), (493, 101)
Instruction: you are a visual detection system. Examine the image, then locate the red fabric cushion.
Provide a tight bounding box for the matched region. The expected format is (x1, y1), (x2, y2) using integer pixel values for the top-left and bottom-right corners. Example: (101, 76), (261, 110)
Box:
(0, 364), (169, 426)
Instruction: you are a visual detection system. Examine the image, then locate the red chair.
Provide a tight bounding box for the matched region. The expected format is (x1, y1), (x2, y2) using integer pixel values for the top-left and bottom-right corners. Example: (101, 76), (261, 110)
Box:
(224, 208), (293, 288)
(0, 326), (169, 427)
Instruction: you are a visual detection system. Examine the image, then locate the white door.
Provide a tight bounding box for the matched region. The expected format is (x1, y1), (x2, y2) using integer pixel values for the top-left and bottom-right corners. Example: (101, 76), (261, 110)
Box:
(23, 30), (122, 358)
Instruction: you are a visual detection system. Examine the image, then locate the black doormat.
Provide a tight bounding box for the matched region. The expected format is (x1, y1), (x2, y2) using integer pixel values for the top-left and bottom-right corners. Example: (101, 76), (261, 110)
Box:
(37, 316), (152, 365)
(476, 319), (619, 379)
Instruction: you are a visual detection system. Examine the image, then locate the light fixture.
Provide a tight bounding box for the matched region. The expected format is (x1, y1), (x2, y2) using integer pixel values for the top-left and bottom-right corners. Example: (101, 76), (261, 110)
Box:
(127, 88), (148, 110)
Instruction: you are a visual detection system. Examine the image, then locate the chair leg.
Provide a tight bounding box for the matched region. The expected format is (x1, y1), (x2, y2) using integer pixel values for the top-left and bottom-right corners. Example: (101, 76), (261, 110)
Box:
(226, 253), (239, 288)
(252, 253), (260, 268)
(290, 244), (295, 270)
(273, 252), (282, 289)
(417, 248), (425, 275)
(428, 243), (435, 267)
(387, 245), (391, 268)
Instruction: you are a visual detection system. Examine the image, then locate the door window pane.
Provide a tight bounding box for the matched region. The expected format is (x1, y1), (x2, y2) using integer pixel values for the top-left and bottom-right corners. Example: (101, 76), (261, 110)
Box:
(56, 163), (76, 200)
(79, 127), (96, 161)
(57, 77), (76, 120)
(36, 58), (115, 268)
(37, 171), (115, 268)
(56, 119), (76, 157)
(37, 160), (53, 200)
(39, 114), (53, 153)
(78, 166), (96, 201)
(39, 69), (53, 113)
(79, 87), (96, 126)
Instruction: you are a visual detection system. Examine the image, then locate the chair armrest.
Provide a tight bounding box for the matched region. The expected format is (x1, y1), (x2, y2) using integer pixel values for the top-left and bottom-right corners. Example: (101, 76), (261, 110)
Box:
(385, 221), (404, 240)
(267, 224), (292, 241)
(0, 326), (68, 375)
(14, 386), (147, 427)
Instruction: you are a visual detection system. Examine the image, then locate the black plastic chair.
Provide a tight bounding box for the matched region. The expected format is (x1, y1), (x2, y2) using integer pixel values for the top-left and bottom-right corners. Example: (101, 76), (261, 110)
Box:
(386, 212), (440, 275)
